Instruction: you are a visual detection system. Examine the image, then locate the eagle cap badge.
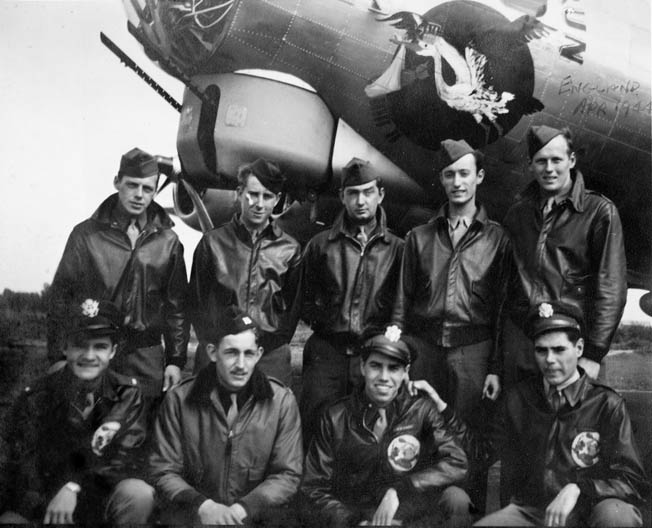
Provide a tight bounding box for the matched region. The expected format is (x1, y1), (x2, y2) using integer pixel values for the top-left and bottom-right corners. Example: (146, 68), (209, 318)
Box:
(80, 299), (100, 318)
(538, 302), (554, 318)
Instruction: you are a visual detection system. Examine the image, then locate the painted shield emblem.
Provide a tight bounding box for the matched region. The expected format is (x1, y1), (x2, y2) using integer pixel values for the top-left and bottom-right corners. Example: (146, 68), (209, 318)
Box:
(571, 431), (600, 468)
(387, 434), (421, 472)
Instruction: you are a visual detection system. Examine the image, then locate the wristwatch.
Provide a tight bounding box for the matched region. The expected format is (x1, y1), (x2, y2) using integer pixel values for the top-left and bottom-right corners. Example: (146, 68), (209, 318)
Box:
(64, 482), (81, 494)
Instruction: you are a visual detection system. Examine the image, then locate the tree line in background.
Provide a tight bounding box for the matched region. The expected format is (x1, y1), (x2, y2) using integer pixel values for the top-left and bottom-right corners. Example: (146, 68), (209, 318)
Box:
(0, 286), (51, 314)
(0, 285), (51, 343)
(0, 286), (650, 349)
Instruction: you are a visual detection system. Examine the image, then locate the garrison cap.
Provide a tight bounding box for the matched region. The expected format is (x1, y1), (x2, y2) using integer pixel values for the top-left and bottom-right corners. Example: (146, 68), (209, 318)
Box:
(438, 139), (481, 172)
(69, 299), (122, 338)
(341, 158), (377, 188)
(208, 306), (258, 345)
(242, 159), (285, 194)
(118, 147), (159, 179)
(527, 301), (584, 339)
(526, 125), (564, 158)
(360, 334), (415, 366)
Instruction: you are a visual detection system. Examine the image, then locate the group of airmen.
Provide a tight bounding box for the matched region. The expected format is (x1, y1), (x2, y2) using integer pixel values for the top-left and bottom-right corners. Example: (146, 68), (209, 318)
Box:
(0, 125), (648, 527)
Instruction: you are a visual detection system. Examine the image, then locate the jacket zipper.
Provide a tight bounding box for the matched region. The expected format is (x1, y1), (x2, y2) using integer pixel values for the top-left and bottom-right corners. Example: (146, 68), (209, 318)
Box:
(245, 237), (259, 311)
(348, 232), (382, 332)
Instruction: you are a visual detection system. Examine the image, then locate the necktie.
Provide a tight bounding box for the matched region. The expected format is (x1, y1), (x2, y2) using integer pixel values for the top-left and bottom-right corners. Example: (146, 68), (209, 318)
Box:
(356, 225), (368, 248)
(226, 393), (239, 430)
(543, 197), (555, 217)
(373, 407), (387, 441)
(450, 219), (462, 247)
(127, 219), (139, 249)
(549, 388), (563, 413)
(74, 391), (95, 420)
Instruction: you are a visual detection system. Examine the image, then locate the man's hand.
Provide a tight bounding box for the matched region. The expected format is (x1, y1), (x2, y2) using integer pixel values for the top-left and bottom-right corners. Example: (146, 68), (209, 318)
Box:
(163, 365), (182, 392)
(578, 357), (600, 380)
(544, 483), (580, 527)
(229, 503), (247, 524)
(407, 380), (447, 413)
(371, 488), (401, 526)
(482, 374), (501, 401)
(43, 484), (78, 524)
(197, 499), (246, 525)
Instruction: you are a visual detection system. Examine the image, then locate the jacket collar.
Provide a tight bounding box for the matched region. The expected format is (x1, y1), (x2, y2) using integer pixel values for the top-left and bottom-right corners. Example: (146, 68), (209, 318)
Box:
(352, 382), (411, 419)
(187, 364), (273, 407)
(431, 202), (488, 227)
(50, 366), (121, 402)
(566, 368), (591, 408)
(232, 214), (283, 243)
(327, 206), (390, 243)
(520, 169), (586, 213)
(92, 193), (174, 230)
(537, 367), (590, 409)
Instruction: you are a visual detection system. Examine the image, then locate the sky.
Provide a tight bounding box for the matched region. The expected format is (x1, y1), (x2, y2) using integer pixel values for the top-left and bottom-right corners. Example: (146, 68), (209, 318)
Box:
(0, 0), (202, 291)
(0, 0), (649, 323)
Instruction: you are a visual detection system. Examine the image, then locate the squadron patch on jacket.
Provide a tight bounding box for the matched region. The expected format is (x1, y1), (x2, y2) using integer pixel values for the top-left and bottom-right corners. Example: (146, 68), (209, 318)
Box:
(387, 434), (420, 472)
(571, 431), (600, 468)
(91, 421), (121, 456)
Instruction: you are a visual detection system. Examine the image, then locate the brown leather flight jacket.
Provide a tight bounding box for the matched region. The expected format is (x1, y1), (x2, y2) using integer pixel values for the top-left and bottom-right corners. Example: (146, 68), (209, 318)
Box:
(301, 386), (468, 527)
(189, 216), (302, 351)
(391, 204), (512, 374)
(0, 367), (146, 520)
(450, 372), (649, 509)
(47, 194), (189, 368)
(503, 171), (627, 362)
(149, 367), (303, 520)
(300, 207), (404, 342)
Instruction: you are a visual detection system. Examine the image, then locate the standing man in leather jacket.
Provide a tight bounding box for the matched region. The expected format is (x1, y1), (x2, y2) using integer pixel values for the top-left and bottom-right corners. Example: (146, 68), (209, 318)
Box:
(47, 148), (189, 414)
(413, 302), (648, 527)
(301, 333), (471, 528)
(300, 158), (404, 444)
(150, 307), (303, 525)
(390, 139), (512, 509)
(0, 299), (154, 525)
(502, 126), (626, 385)
(189, 159), (301, 384)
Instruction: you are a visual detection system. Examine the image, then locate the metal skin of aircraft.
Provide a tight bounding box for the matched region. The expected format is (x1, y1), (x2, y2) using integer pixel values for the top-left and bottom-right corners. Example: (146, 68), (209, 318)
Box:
(119, 0), (652, 311)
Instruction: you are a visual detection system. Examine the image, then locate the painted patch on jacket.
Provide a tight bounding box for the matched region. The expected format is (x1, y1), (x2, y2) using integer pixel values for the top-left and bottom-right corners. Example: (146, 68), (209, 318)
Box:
(387, 434), (420, 472)
(571, 431), (600, 468)
(92, 421), (121, 456)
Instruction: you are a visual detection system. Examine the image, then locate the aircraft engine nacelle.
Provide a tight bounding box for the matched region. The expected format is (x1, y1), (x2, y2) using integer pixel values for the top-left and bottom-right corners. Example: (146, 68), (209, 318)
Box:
(175, 72), (427, 233)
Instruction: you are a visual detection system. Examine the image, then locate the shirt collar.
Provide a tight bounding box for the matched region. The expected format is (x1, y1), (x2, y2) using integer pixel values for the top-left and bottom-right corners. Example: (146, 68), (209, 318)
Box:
(328, 206), (389, 242)
(232, 214), (281, 241)
(344, 216), (378, 238)
(522, 169), (586, 213)
(432, 202), (488, 226)
(447, 215), (472, 231)
(111, 203), (147, 232)
(543, 369), (581, 400)
(216, 379), (252, 411)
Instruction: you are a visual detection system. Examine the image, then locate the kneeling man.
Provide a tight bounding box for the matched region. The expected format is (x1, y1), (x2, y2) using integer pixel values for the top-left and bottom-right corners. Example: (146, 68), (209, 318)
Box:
(415, 302), (648, 527)
(150, 307), (303, 525)
(0, 299), (153, 525)
(301, 333), (471, 527)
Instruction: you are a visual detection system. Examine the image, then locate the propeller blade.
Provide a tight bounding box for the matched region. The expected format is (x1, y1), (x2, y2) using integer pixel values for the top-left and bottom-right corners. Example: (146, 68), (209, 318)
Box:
(180, 180), (214, 233)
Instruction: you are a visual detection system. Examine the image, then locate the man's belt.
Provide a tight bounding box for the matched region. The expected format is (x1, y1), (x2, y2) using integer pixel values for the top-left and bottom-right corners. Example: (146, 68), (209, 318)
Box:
(419, 324), (492, 348)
